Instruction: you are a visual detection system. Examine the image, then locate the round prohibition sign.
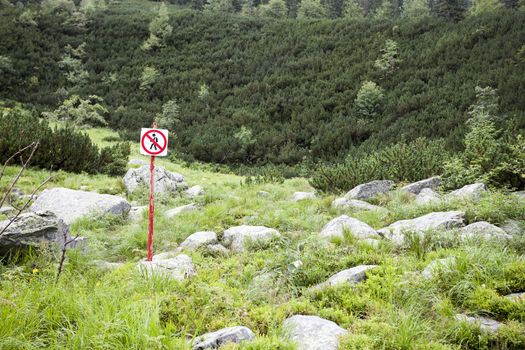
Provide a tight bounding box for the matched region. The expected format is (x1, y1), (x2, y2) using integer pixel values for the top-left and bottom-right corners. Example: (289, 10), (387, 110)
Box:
(141, 129), (167, 155)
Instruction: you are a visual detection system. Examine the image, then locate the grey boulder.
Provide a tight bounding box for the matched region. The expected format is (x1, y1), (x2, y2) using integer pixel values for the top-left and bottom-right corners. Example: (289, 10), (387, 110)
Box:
(448, 183), (487, 201)
(223, 225), (280, 252)
(415, 188), (441, 205)
(283, 315), (348, 350)
(123, 165), (187, 194)
(505, 292), (525, 301)
(179, 231), (218, 251)
(331, 198), (383, 211)
(378, 211), (466, 245)
(185, 185), (204, 198)
(165, 204), (198, 218)
(311, 265), (378, 291)
(401, 177), (442, 195)
(292, 192), (316, 202)
(454, 314), (503, 334)
(0, 211), (84, 254)
(320, 215), (379, 240)
(30, 187), (130, 225)
(459, 222), (511, 240)
(345, 180), (395, 200)
(192, 326), (255, 350)
(138, 253), (196, 280)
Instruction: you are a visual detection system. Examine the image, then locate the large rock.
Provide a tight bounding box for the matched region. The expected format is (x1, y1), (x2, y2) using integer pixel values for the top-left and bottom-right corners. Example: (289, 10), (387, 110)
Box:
(454, 314), (503, 334)
(331, 198), (383, 211)
(311, 265), (378, 291)
(165, 204), (198, 218)
(500, 220), (522, 236)
(179, 231), (218, 251)
(123, 165), (187, 194)
(459, 222), (511, 240)
(30, 188), (130, 225)
(421, 257), (456, 279)
(0, 211), (84, 254)
(401, 177), (442, 195)
(192, 326), (255, 350)
(505, 292), (525, 301)
(345, 180), (395, 200)
(283, 315), (348, 350)
(448, 183), (487, 201)
(185, 185), (205, 198)
(415, 188), (441, 205)
(292, 192), (316, 202)
(138, 253), (196, 281)
(320, 215), (380, 240)
(223, 225), (280, 252)
(378, 211), (466, 245)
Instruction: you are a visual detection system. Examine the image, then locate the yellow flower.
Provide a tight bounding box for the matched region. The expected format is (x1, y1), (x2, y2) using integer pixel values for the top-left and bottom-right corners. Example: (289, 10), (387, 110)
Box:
(96, 281), (101, 287)
(32, 267), (39, 274)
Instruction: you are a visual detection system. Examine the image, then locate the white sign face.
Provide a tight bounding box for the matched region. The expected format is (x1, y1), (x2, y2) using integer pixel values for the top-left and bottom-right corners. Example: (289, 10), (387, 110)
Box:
(140, 128), (169, 157)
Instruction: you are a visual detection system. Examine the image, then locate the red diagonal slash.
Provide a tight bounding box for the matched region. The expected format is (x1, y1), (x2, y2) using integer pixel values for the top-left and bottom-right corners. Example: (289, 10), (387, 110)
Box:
(145, 133), (162, 150)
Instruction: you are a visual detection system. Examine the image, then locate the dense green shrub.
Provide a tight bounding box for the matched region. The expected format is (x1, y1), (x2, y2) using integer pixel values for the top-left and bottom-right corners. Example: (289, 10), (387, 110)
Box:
(309, 138), (449, 192)
(0, 102), (130, 175)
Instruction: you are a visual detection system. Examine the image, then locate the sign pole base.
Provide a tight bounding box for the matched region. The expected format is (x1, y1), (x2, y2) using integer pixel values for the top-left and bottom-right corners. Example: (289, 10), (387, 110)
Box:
(147, 155), (155, 261)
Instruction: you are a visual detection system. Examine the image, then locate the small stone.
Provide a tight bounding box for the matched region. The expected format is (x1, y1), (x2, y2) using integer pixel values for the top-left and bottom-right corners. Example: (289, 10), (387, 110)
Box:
(320, 215), (380, 240)
(415, 188), (441, 205)
(192, 326), (255, 350)
(282, 315), (348, 350)
(165, 204), (198, 218)
(345, 180), (395, 200)
(138, 253), (196, 281)
(311, 265), (378, 291)
(257, 191), (270, 198)
(292, 192), (316, 202)
(421, 257), (456, 279)
(505, 292), (525, 301)
(185, 185), (205, 198)
(448, 183), (487, 201)
(179, 231), (218, 251)
(401, 177), (442, 195)
(123, 165), (186, 194)
(222, 225), (280, 252)
(128, 206), (147, 222)
(459, 221), (511, 240)
(454, 314), (503, 334)
(206, 244), (229, 255)
(331, 198), (383, 211)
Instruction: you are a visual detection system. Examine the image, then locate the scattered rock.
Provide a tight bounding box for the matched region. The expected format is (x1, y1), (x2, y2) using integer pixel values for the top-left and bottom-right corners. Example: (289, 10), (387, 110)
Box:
(180, 231), (218, 251)
(222, 225), (280, 252)
(320, 215), (380, 240)
(311, 265), (378, 291)
(331, 198), (383, 211)
(165, 204), (198, 218)
(454, 314), (503, 334)
(128, 159), (147, 166)
(448, 183), (487, 201)
(421, 257), (456, 279)
(0, 211), (85, 255)
(288, 259), (304, 272)
(459, 221), (511, 240)
(30, 188), (130, 225)
(345, 180), (395, 200)
(185, 185), (205, 198)
(192, 326), (255, 350)
(282, 315), (348, 350)
(505, 292), (525, 301)
(257, 191), (270, 198)
(128, 206), (147, 222)
(292, 192), (316, 202)
(401, 177), (442, 195)
(415, 188), (441, 205)
(138, 253), (196, 281)
(378, 211), (466, 245)
(500, 220), (522, 236)
(206, 244), (229, 256)
(123, 165), (187, 194)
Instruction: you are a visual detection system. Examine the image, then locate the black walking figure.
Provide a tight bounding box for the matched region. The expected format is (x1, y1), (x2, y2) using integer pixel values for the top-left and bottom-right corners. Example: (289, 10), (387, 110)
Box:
(150, 133), (159, 151)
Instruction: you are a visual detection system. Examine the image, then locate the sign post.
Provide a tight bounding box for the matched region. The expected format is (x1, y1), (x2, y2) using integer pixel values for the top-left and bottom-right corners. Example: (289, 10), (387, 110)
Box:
(140, 123), (169, 261)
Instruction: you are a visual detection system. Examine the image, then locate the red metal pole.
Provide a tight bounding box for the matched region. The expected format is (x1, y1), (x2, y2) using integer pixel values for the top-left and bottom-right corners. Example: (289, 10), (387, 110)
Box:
(147, 154), (155, 261)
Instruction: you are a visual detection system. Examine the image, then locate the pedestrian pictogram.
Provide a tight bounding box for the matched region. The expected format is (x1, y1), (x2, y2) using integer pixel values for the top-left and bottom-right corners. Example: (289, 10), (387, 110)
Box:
(140, 128), (168, 157)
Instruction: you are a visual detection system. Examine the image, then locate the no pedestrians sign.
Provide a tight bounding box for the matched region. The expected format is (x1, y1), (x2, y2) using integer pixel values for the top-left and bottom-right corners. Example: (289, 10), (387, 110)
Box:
(140, 128), (168, 157)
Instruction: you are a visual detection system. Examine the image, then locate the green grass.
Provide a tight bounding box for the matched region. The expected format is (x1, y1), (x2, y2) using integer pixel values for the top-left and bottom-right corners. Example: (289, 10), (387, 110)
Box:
(1, 129), (525, 349)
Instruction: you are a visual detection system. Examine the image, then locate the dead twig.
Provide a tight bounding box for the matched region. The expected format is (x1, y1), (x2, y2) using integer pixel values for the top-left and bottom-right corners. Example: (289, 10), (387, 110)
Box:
(55, 231), (80, 284)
